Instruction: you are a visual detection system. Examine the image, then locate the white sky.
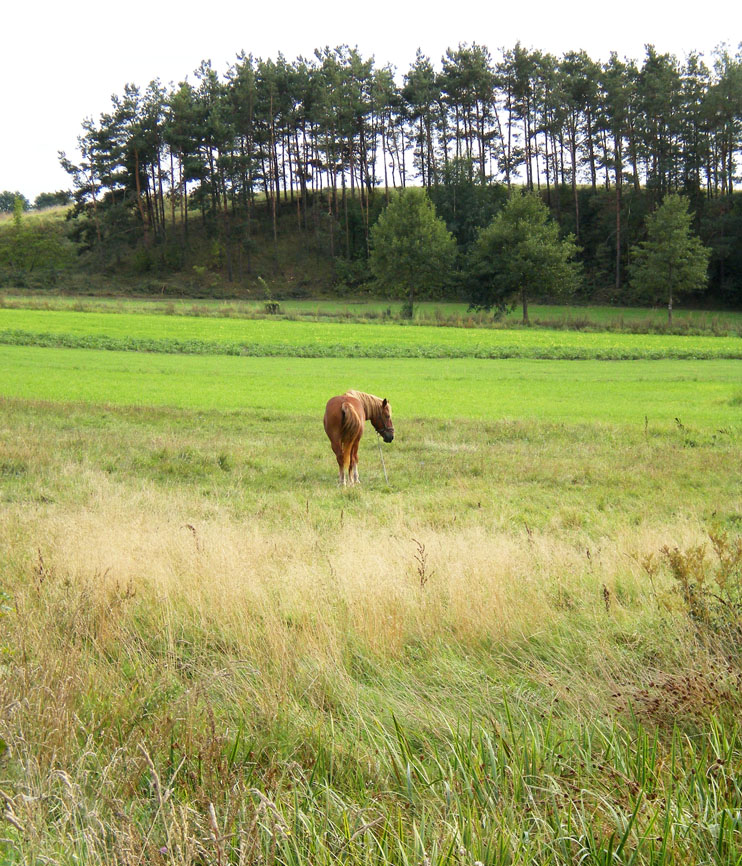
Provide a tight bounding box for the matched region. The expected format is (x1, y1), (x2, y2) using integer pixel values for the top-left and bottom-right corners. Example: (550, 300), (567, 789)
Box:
(3, 0), (735, 200)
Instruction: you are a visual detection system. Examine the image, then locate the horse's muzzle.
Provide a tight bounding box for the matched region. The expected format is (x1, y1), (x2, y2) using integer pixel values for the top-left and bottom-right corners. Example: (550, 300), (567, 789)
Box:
(381, 430), (394, 443)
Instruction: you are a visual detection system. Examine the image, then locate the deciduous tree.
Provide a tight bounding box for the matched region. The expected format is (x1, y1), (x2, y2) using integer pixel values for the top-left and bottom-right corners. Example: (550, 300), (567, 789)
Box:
(33, 190), (72, 210)
(0, 191), (30, 213)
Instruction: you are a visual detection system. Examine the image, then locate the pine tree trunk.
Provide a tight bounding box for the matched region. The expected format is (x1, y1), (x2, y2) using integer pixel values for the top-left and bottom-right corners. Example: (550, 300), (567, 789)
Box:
(615, 137), (623, 291)
(586, 108), (597, 191)
(570, 129), (580, 241)
(269, 93), (278, 264)
(157, 153), (166, 235)
(182, 157), (189, 255)
(615, 175), (622, 291)
(150, 164), (160, 237)
(133, 148), (150, 246)
(169, 149), (177, 231)
(382, 126), (389, 200)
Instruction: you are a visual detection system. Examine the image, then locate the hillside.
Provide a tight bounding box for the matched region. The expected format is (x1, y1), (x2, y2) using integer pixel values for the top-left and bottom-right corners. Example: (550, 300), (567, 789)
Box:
(2, 186), (741, 309)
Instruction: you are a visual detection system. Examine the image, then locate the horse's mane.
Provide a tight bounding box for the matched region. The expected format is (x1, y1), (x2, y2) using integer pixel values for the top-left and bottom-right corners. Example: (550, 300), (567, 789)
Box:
(344, 390), (384, 423)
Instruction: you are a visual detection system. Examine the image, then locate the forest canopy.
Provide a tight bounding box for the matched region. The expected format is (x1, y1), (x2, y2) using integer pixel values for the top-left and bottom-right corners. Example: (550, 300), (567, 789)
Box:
(34, 43), (742, 302)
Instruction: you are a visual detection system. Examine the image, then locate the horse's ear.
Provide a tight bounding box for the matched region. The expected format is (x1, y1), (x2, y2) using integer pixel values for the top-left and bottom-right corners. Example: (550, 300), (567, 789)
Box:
(382, 398), (388, 407)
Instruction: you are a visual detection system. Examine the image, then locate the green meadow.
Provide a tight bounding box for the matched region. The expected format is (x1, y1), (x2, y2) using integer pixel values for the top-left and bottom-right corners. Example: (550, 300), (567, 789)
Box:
(0, 303), (741, 864)
(1, 346), (740, 429)
(1, 306), (742, 358)
(3, 292), (742, 332)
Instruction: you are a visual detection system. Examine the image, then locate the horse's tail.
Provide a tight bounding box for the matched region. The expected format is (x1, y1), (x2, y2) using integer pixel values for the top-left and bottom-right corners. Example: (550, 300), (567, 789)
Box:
(340, 400), (362, 449)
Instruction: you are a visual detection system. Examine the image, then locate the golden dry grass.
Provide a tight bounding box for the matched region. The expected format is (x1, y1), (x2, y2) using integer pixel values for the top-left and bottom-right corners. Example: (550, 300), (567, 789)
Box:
(4, 486), (709, 666)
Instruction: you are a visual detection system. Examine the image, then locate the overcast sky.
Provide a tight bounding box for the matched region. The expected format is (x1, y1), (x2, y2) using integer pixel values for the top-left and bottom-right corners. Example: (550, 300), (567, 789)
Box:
(3, 0), (735, 200)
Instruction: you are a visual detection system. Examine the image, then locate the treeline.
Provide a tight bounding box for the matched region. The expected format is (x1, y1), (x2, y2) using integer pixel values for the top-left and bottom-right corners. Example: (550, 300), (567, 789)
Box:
(56, 43), (742, 302)
(0, 190), (72, 213)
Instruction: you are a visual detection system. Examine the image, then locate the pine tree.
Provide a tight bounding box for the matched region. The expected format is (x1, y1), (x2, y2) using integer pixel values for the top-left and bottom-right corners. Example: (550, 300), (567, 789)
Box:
(369, 188), (456, 317)
(467, 191), (581, 322)
(629, 193), (710, 324)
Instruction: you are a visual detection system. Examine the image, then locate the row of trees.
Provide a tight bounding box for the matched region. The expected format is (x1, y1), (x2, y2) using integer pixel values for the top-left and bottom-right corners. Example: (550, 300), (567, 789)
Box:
(49, 42), (742, 302)
(369, 188), (709, 323)
(0, 190), (72, 213)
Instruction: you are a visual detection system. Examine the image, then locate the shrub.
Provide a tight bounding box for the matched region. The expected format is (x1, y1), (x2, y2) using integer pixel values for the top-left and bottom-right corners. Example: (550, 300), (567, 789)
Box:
(660, 529), (742, 657)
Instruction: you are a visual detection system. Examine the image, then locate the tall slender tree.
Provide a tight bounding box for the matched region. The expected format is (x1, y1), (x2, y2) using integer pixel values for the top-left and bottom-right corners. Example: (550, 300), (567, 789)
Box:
(369, 188), (456, 317)
(629, 193), (710, 323)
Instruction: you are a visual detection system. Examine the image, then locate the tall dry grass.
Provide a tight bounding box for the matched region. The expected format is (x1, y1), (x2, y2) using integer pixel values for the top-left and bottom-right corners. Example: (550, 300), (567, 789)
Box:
(3, 489), (721, 754)
(6, 492), (697, 659)
(4, 495), (739, 863)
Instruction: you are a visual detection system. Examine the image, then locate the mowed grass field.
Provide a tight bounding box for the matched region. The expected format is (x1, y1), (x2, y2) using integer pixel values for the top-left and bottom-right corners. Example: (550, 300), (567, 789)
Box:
(0, 302), (741, 865)
(2, 307), (742, 359)
(1, 346), (740, 429)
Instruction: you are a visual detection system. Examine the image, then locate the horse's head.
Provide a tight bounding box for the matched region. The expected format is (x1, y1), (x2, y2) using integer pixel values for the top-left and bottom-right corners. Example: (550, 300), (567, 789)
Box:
(375, 398), (394, 443)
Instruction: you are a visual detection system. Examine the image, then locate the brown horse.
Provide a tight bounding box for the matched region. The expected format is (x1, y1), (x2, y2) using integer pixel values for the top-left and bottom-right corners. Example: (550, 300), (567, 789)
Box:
(323, 390), (394, 486)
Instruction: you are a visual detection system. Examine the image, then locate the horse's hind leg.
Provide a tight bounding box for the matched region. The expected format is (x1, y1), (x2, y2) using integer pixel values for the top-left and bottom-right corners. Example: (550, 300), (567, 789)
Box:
(333, 439), (354, 486)
(334, 446), (348, 486)
(350, 438), (361, 484)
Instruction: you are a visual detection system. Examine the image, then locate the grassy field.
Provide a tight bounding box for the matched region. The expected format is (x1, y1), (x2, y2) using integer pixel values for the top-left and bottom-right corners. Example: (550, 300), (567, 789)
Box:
(0, 306), (741, 864)
(0, 346), (740, 430)
(2, 307), (742, 359)
(3, 292), (742, 333)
